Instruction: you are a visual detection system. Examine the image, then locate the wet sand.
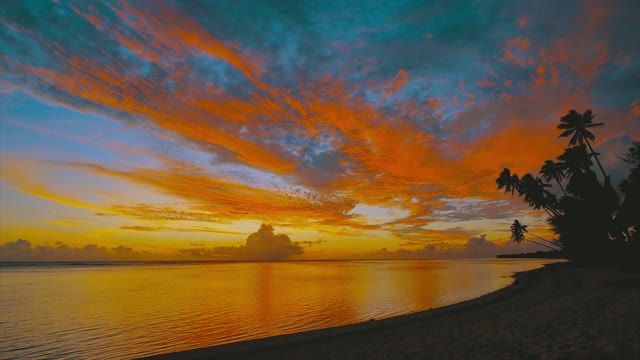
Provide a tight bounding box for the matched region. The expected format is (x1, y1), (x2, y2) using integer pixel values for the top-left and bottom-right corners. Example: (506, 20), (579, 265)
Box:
(142, 262), (640, 359)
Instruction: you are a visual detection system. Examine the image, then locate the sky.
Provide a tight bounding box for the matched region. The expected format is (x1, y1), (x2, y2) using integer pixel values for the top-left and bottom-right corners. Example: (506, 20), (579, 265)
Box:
(0, 0), (638, 261)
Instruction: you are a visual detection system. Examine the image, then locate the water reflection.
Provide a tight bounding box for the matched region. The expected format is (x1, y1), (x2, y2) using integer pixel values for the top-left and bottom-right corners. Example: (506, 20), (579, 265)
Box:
(0, 259), (561, 359)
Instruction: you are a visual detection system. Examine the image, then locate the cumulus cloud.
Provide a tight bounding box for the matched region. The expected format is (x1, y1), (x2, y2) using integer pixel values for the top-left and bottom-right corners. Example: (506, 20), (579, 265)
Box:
(0, 239), (153, 261)
(369, 234), (542, 259)
(177, 224), (303, 261)
(243, 224), (303, 260)
(0, 226), (307, 262)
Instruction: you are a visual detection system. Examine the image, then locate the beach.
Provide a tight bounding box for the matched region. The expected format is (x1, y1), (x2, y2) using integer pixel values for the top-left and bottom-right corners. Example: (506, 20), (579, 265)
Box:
(143, 262), (640, 359)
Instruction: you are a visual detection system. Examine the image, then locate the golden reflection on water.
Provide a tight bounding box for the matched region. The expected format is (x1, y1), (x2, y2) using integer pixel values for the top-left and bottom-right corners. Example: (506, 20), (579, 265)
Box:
(0, 259), (561, 359)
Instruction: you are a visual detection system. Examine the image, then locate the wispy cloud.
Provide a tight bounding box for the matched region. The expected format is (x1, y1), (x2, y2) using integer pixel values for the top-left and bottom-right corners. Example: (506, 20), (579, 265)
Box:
(120, 225), (244, 235)
(1, 0), (638, 258)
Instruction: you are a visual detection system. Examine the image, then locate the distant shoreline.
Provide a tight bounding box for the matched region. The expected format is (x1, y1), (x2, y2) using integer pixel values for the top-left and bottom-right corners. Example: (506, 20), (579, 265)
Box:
(140, 260), (640, 359)
(0, 257), (557, 267)
(496, 250), (565, 259)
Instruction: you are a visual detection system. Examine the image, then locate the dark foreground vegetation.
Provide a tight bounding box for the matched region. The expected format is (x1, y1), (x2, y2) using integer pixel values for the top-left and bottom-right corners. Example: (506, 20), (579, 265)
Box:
(496, 110), (639, 267)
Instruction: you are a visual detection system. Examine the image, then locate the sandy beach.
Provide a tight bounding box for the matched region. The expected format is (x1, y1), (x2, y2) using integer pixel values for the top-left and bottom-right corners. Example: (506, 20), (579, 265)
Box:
(141, 262), (640, 359)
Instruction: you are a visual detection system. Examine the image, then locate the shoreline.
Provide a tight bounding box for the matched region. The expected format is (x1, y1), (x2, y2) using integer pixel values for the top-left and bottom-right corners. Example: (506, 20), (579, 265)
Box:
(141, 261), (639, 360)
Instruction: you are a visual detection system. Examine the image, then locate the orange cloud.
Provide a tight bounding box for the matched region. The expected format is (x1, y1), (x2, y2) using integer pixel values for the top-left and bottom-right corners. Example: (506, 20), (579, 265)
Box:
(478, 79), (496, 88)
(509, 37), (532, 52)
(535, 3), (611, 80)
(0, 159), (111, 214)
(427, 98), (445, 110)
(518, 16), (528, 28)
(52, 161), (361, 229)
(3, 0), (633, 251)
(17, 59), (295, 174)
(108, 1), (263, 83)
(384, 69), (409, 96)
(120, 225), (244, 234)
(502, 37), (531, 66)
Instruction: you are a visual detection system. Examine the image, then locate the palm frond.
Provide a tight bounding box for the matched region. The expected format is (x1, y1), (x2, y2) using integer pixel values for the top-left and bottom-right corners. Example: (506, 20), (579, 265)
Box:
(570, 132), (580, 145)
(558, 129), (574, 137)
(586, 122), (604, 128)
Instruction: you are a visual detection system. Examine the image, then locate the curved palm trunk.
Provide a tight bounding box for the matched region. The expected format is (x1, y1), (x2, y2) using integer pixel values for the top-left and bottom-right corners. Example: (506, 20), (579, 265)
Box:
(585, 139), (607, 181)
(525, 239), (562, 251)
(542, 205), (561, 218)
(528, 232), (564, 249)
(556, 179), (567, 196)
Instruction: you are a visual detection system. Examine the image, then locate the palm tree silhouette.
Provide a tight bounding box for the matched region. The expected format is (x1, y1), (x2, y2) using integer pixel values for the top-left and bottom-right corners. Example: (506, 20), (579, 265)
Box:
(518, 174), (559, 216)
(557, 109), (607, 180)
(540, 160), (567, 196)
(510, 220), (526, 242)
(557, 145), (594, 181)
(496, 168), (520, 195)
(494, 110), (640, 264)
(618, 141), (640, 242)
(510, 220), (563, 250)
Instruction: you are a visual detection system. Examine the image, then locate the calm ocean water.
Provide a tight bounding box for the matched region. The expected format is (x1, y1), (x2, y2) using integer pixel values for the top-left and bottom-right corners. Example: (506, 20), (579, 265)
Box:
(0, 259), (560, 359)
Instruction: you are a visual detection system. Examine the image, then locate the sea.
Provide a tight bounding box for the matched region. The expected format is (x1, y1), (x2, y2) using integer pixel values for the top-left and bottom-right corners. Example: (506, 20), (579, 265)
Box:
(0, 258), (561, 359)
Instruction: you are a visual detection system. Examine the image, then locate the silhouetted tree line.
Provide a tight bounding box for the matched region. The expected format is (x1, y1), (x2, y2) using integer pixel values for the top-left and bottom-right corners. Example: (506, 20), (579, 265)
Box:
(497, 250), (565, 259)
(496, 110), (639, 266)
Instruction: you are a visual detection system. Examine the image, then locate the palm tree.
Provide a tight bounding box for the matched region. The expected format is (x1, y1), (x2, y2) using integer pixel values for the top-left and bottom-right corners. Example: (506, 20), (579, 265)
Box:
(518, 174), (559, 216)
(557, 109), (607, 180)
(540, 160), (567, 196)
(617, 141), (640, 242)
(496, 168), (520, 195)
(510, 220), (563, 250)
(557, 145), (594, 180)
(619, 141), (640, 165)
(510, 220), (527, 243)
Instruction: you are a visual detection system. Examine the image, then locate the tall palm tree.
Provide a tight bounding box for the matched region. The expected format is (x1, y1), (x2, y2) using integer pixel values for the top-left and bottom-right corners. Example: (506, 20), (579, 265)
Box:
(510, 220), (562, 251)
(557, 109), (607, 180)
(540, 160), (567, 196)
(496, 168), (520, 195)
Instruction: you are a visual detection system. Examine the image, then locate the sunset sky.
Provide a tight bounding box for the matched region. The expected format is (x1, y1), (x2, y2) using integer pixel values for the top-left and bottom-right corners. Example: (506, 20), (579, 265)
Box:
(1, 0), (638, 261)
